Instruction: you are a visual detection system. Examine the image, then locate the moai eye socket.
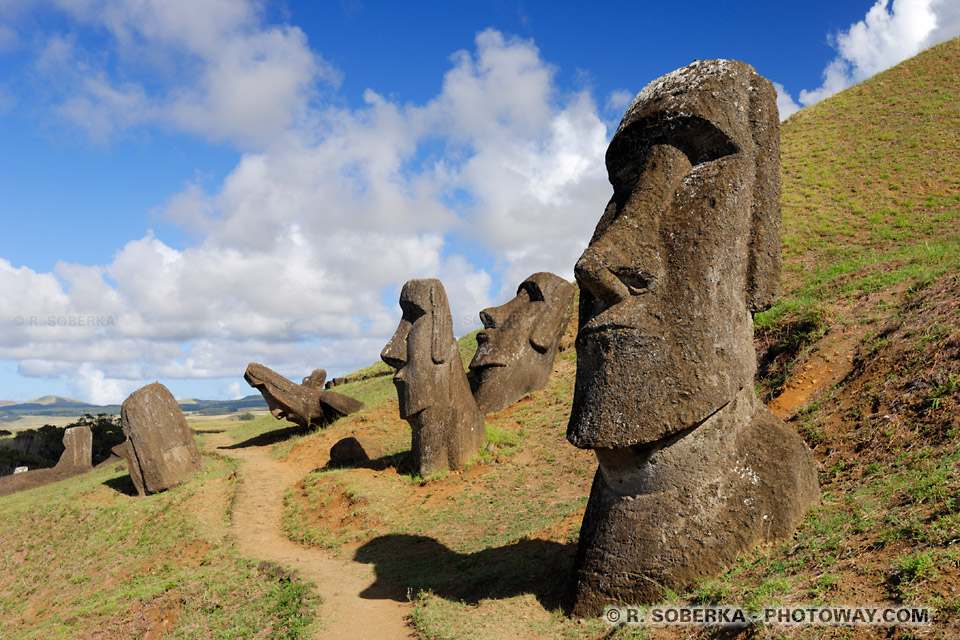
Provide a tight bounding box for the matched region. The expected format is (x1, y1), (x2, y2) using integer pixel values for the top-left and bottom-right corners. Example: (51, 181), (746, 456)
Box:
(613, 268), (655, 296)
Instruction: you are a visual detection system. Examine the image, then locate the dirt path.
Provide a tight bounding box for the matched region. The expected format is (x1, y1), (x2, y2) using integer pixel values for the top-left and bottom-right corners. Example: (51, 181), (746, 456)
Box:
(205, 432), (416, 640)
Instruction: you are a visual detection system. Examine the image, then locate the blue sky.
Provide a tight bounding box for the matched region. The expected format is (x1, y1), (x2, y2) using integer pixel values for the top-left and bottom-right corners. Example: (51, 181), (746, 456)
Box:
(1, 0), (958, 404)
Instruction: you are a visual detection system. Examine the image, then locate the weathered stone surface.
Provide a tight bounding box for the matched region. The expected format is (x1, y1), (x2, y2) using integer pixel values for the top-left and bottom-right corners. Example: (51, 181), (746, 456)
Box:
(244, 363), (363, 428)
(301, 369), (327, 390)
(330, 436), (384, 465)
(56, 425), (93, 470)
(566, 60), (819, 616)
(0, 426), (94, 497)
(469, 272), (575, 414)
(381, 279), (486, 475)
(120, 382), (203, 496)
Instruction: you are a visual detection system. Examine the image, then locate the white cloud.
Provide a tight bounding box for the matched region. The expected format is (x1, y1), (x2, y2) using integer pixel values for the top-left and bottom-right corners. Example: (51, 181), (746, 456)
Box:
(773, 82), (802, 121)
(797, 0), (958, 107)
(0, 24), (612, 401)
(31, 0), (336, 147)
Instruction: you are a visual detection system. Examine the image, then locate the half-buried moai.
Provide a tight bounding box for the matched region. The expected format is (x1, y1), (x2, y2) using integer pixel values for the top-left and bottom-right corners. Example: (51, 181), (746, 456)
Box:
(381, 279), (485, 475)
(468, 272), (575, 414)
(244, 363), (363, 428)
(56, 425), (93, 470)
(566, 60), (819, 616)
(119, 382), (203, 496)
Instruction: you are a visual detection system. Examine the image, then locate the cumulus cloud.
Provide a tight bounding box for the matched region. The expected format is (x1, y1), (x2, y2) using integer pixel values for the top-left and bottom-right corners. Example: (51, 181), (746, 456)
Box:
(773, 82), (802, 121)
(29, 0), (336, 146)
(796, 0), (959, 107)
(0, 24), (612, 403)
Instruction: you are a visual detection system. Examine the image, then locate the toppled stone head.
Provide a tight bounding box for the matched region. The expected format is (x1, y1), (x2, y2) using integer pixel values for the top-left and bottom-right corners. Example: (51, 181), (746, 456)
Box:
(469, 272), (575, 414)
(565, 60), (818, 616)
(568, 59), (782, 449)
(381, 279), (485, 474)
(244, 363), (363, 429)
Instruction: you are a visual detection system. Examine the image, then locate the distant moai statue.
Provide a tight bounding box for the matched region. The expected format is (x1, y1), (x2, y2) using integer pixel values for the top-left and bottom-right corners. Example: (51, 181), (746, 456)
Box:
(469, 272), (575, 414)
(56, 425), (93, 470)
(245, 363), (362, 428)
(381, 279), (485, 475)
(566, 60), (819, 616)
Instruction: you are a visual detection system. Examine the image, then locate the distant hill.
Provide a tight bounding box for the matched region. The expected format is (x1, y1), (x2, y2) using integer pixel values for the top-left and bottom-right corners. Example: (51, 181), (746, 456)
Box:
(0, 401), (15, 407)
(0, 394), (267, 420)
(25, 395), (89, 406)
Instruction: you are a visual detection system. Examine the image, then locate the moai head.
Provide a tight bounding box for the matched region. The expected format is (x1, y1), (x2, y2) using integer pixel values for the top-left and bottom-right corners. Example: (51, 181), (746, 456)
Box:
(567, 59), (781, 449)
(469, 272), (575, 414)
(381, 278), (486, 474)
(380, 278), (457, 419)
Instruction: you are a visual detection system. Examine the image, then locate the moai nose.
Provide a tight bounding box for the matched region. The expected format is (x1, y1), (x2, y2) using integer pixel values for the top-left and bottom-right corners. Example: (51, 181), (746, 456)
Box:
(575, 243), (630, 306)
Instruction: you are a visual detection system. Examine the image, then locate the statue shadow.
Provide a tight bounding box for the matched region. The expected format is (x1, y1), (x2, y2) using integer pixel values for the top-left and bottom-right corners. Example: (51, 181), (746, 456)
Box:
(353, 533), (575, 610)
(219, 425), (311, 449)
(323, 450), (412, 474)
(103, 473), (139, 496)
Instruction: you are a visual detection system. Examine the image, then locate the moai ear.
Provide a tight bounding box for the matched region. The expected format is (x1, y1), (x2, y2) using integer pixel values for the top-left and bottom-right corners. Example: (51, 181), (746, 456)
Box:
(745, 74), (782, 314)
(430, 282), (453, 364)
(530, 280), (576, 353)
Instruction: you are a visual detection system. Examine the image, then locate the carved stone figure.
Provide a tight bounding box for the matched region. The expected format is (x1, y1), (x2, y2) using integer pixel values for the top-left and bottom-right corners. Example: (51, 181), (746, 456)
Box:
(119, 382), (203, 496)
(566, 60), (819, 616)
(381, 279), (485, 475)
(302, 369), (327, 390)
(244, 363), (363, 428)
(468, 272), (575, 414)
(56, 425), (93, 470)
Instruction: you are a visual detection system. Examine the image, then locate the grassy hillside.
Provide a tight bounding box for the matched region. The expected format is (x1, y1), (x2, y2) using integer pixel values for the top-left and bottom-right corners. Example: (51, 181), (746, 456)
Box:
(0, 38), (958, 640)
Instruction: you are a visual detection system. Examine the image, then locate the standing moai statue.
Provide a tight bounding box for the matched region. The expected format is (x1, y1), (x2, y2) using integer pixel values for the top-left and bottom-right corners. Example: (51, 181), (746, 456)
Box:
(566, 60), (819, 616)
(118, 382), (203, 496)
(55, 425), (93, 470)
(381, 279), (485, 475)
(469, 272), (575, 414)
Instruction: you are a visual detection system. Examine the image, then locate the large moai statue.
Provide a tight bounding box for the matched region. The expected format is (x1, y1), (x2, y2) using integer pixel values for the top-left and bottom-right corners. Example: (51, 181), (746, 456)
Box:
(566, 60), (819, 616)
(118, 382), (204, 496)
(381, 279), (486, 475)
(468, 272), (576, 414)
(245, 363), (363, 428)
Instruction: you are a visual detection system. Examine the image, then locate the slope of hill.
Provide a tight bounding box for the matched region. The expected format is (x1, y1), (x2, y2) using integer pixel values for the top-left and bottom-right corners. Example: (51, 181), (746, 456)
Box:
(1, 38), (958, 640)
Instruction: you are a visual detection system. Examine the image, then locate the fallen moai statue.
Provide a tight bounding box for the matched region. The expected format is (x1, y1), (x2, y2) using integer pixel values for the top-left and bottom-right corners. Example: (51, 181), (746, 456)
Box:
(117, 382), (203, 496)
(245, 363), (364, 428)
(0, 425), (93, 497)
(565, 59), (820, 616)
(469, 272), (575, 414)
(381, 278), (485, 475)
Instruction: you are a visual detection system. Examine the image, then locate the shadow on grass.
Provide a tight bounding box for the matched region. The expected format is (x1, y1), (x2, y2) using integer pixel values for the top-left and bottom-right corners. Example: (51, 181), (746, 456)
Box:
(218, 425), (311, 449)
(354, 533), (575, 609)
(323, 450), (412, 474)
(103, 473), (139, 496)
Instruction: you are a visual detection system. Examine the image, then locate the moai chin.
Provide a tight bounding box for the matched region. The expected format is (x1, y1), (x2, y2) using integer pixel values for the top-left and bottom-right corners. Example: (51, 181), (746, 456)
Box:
(381, 278), (486, 475)
(566, 59), (820, 616)
(469, 272), (575, 414)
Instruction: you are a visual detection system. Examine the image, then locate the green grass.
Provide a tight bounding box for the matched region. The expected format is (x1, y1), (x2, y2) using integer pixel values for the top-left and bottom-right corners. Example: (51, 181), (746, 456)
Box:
(0, 453), (318, 639)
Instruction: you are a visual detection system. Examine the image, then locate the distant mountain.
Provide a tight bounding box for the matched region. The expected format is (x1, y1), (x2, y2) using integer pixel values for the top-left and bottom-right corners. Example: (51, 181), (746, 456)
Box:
(0, 401), (15, 407)
(26, 395), (89, 406)
(0, 394), (267, 420)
